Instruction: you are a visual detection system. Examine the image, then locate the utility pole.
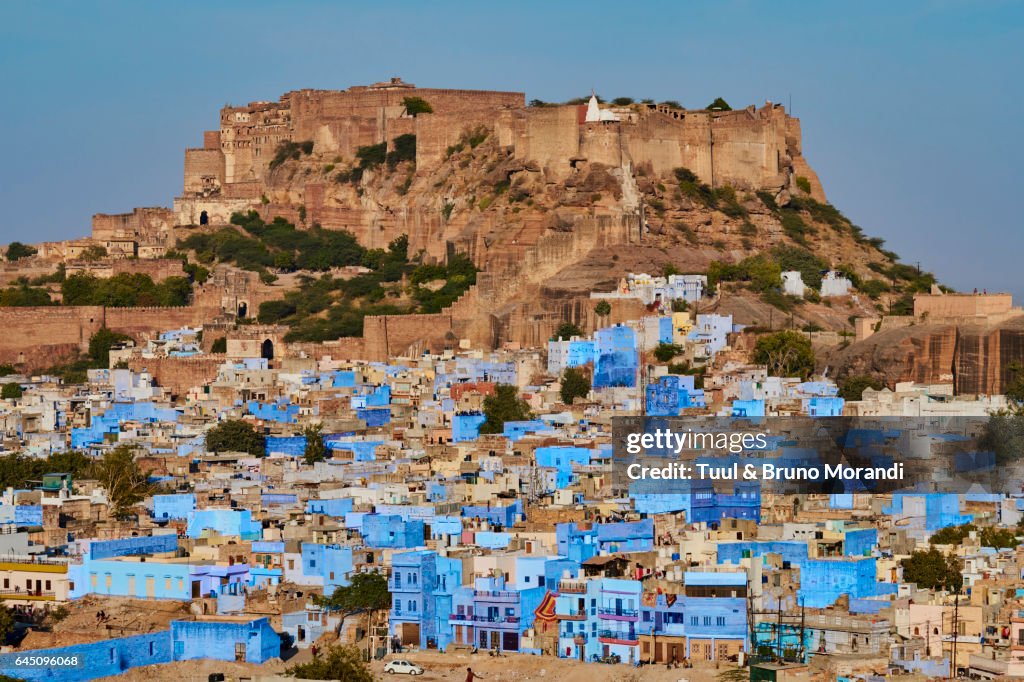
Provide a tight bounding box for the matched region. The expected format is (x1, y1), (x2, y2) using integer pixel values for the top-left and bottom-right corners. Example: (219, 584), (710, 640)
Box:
(776, 597), (783, 661)
(747, 580), (756, 661)
(798, 599), (806, 662)
(951, 591), (960, 678)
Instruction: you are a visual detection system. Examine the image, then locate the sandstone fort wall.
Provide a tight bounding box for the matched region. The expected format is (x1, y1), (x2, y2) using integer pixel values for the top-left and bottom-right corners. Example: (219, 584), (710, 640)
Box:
(127, 355), (224, 397)
(183, 148), (225, 194)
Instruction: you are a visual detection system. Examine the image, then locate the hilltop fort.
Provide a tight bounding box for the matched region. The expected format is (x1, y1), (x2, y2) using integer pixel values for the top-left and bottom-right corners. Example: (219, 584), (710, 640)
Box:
(5, 77), (1008, 393)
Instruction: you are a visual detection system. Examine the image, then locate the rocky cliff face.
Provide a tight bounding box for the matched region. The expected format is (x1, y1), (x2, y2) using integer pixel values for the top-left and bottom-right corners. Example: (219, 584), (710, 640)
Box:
(225, 112), (906, 346)
(157, 85), (934, 350)
(823, 315), (1024, 395)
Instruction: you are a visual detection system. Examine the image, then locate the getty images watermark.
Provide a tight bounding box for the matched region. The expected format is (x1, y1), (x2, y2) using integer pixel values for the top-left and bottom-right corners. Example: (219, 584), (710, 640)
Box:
(623, 426), (904, 483)
(610, 416), (1023, 496)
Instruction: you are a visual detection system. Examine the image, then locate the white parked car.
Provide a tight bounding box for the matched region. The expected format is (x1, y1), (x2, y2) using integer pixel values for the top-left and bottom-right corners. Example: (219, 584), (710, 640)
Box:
(384, 659), (424, 675)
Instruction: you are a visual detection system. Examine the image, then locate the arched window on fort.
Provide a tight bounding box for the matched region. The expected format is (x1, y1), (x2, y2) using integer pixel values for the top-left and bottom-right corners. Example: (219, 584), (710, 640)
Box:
(199, 211), (209, 226)
(261, 339), (274, 360)
(237, 302), (247, 318)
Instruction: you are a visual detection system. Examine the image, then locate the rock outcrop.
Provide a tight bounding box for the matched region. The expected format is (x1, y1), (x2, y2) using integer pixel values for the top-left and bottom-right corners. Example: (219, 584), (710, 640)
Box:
(824, 314), (1024, 395)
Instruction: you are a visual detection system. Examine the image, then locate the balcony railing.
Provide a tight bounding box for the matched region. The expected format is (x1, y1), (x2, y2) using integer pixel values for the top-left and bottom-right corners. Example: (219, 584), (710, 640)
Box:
(598, 607), (638, 619)
(558, 611), (587, 621)
(0, 590), (57, 601)
(598, 629), (638, 644)
(559, 580), (588, 594)
(474, 615), (520, 624)
(475, 590), (518, 600)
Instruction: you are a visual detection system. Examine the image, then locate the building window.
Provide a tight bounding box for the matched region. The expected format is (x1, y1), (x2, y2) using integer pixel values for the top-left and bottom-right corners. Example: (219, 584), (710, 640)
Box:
(717, 617), (725, 626)
(408, 600), (416, 612)
(704, 616), (711, 626)
(691, 616), (698, 626)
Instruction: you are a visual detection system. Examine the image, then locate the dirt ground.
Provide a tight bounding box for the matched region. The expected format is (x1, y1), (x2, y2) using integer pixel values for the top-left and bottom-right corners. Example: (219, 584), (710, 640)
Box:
(368, 650), (730, 682)
(92, 649), (734, 682)
(20, 596), (191, 649)
(93, 658), (288, 682)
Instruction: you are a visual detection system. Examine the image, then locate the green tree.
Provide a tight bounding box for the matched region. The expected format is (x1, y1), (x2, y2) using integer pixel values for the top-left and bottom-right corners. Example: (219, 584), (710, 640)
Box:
(92, 445), (154, 520)
(386, 134), (417, 167)
(978, 526), (1021, 549)
(707, 97), (732, 111)
(560, 367), (591, 405)
(594, 300), (611, 318)
(901, 547), (962, 591)
(552, 321), (582, 341)
(47, 451), (92, 478)
(88, 328), (131, 367)
(1005, 362), (1024, 405)
(480, 384), (532, 434)
(1, 383), (23, 400)
(5, 242), (37, 261)
(0, 365), (16, 376)
(210, 337), (227, 353)
(611, 97), (634, 106)
(752, 331), (815, 380)
(653, 343), (682, 363)
(303, 423), (327, 465)
(402, 96), (433, 117)
(273, 251), (296, 272)
(930, 524), (974, 545)
(838, 375), (884, 401)
(979, 411), (1024, 464)
(0, 451), (91, 490)
(0, 454), (47, 490)
(286, 644), (373, 681)
(0, 604), (14, 643)
(316, 572), (391, 662)
(206, 419), (265, 456)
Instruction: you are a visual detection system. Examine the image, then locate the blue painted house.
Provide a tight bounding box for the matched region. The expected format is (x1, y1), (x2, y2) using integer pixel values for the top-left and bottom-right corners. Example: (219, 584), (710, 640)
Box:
(718, 540), (885, 608)
(646, 375), (706, 415)
(534, 446), (592, 490)
(300, 543), (355, 592)
(362, 514), (425, 549)
(389, 550), (463, 650)
(596, 519), (654, 554)
(593, 326), (638, 389)
(633, 479), (761, 523)
(170, 617), (280, 663)
(452, 412), (487, 442)
(152, 493), (196, 521)
(449, 575), (545, 653)
(186, 509), (262, 540)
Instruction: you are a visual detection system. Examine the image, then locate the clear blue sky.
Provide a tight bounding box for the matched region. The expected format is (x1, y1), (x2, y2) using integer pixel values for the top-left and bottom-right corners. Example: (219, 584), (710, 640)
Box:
(1, 1), (1021, 296)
